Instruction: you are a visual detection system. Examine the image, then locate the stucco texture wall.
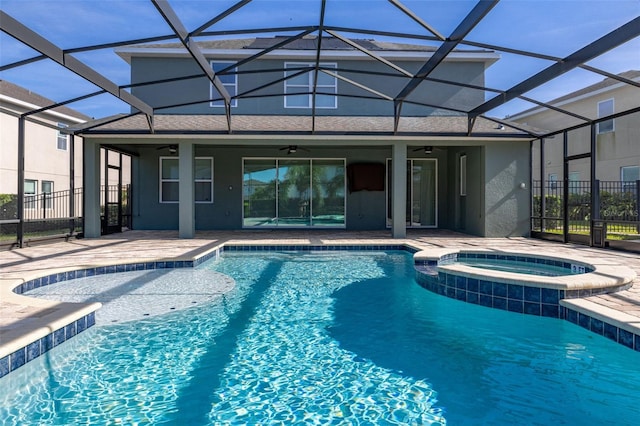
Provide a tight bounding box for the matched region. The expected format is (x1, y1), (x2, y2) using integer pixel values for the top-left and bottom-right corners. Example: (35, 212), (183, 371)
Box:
(483, 142), (531, 237)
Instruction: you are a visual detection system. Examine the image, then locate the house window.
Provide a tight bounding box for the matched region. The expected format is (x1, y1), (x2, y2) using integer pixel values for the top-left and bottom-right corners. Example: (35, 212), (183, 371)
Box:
(210, 61), (237, 107)
(548, 174), (558, 191)
(42, 181), (53, 209)
(459, 154), (467, 196)
(284, 62), (337, 109)
(621, 165), (639, 192)
(568, 171), (581, 194)
(195, 157), (214, 203)
(57, 123), (68, 150)
(160, 158), (179, 203)
(597, 99), (614, 134)
(24, 179), (37, 209)
(159, 157), (214, 203)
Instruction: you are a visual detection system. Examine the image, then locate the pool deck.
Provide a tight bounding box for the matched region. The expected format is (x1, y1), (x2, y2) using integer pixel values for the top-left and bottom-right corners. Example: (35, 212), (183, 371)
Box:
(1, 229), (640, 369)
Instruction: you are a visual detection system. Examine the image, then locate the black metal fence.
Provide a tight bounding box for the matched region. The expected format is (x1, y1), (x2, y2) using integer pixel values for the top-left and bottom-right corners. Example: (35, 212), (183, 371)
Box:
(532, 179), (640, 249)
(1, 185), (131, 247)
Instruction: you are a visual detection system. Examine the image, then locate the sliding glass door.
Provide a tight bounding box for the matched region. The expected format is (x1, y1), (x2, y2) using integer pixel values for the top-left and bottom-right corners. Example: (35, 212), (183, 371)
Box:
(243, 158), (345, 227)
(387, 158), (438, 227)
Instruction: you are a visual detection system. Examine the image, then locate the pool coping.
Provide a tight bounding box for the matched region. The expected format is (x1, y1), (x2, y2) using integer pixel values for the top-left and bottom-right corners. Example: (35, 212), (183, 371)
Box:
(413, 248), (636, 291)
(1, 240), (638, 378)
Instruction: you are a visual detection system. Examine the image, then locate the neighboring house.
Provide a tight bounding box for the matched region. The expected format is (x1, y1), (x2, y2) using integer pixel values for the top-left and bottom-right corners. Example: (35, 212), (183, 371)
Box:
(509, 70), (640, 186)
(76, 36), (533, 238)
(0, 80), (89, 215)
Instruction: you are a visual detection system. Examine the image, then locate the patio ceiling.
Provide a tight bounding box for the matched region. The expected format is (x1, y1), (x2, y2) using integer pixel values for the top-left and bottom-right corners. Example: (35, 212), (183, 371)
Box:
(1, 0), (639, 139)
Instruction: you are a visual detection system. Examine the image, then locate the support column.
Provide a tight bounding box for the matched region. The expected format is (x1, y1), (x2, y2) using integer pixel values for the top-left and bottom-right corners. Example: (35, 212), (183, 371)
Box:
(179, 142), (195, 238)
(392, 141), (407, 238)
(69, 134), (76, 235)
(17, 117), (25, 247)
(83, 140), (101, 238)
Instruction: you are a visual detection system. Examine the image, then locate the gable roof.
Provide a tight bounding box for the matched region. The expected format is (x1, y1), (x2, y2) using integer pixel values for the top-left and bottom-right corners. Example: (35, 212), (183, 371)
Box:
(116, 35), (497, 62)
(510, 70), (640, 119)
(0, 80), (91, 122)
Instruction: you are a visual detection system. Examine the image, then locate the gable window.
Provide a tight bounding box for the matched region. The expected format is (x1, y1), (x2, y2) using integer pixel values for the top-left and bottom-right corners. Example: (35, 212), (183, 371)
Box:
(210, 61), (237, 107)
(160, 157), (214, 203)
(57, 123), (68, 150)
(597, 99), (614, 134)
(284, 62), (337, 109)
(621, 165), (639, 192)
(25, 179), (37, 209)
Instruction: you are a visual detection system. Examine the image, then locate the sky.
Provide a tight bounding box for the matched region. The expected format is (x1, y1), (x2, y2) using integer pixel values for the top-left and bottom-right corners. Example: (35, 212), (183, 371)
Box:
(1, 0), (639, 120)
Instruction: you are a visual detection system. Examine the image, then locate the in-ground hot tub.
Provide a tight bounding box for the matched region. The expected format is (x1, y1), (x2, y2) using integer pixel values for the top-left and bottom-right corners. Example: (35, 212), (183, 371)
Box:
(414, 249), (636, 318)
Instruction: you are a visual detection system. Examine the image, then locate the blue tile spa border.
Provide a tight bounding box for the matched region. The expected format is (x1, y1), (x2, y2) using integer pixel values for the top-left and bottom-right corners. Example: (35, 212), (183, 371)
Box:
(414, 265), (640, 352)
(3, 243), (418, 378)
(417, 251), (595, 274)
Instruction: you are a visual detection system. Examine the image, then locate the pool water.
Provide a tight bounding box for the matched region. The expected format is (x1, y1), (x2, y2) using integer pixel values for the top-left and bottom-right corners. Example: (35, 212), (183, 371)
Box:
(1, 251), (639, 425)
(457, 258), (571, 276)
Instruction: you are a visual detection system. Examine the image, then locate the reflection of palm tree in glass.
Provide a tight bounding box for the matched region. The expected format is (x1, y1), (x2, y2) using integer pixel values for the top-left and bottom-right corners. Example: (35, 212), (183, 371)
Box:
(245, 160), (345, 226)
(314, 165), (345, 223)
(279, 164), (312, 222)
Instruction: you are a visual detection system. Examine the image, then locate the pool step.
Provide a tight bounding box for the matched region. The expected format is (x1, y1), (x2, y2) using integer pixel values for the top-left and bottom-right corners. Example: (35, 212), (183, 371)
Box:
(561, 297), (640, 351)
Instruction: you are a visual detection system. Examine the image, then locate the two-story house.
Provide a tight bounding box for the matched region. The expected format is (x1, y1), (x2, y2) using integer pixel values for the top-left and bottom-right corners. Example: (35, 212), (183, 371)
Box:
(76, 36), (533, 238)
(0, 80), (90, 221)
(510, 70), (640, 187)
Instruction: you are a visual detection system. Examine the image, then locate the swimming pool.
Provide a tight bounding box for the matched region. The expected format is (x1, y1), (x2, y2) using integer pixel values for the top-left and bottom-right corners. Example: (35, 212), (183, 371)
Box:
(1, 250), (639, 424)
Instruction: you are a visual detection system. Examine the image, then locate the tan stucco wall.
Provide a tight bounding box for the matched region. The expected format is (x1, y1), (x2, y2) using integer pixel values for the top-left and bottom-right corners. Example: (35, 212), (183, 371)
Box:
(518, 83), (640, 182)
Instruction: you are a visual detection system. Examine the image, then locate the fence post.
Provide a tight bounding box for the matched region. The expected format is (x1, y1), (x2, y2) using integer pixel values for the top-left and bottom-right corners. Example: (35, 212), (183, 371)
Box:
(540, 138), (546, 232)
(636, 180), (640, 234)
(591, 179), (601, 247)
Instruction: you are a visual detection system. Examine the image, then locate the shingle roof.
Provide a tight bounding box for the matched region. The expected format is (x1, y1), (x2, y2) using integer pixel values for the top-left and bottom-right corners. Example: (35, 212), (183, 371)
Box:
(0, 80), (91, 122)
(550, 70), (640, 104)
(122, 36), (488, 54)
(511, 70), (640, 118)
(77, 114), (537, 137)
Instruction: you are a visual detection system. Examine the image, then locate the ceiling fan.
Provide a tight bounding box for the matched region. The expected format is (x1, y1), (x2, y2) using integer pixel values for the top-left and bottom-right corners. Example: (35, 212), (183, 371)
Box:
(279, 145), (309, 155)
(412, 146), (438, 154)
(157, 144), (178, 155)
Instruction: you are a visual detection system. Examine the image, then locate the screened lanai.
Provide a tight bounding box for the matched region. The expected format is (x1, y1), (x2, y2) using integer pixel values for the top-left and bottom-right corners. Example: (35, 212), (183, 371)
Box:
(1, 0), (639, 248)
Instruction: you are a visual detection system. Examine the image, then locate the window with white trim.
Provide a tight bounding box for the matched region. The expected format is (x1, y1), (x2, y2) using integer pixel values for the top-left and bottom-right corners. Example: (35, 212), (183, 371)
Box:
(25, 179), (37, 209)
(621, 165), (639, 192)
(42, 181), (53, 209)
(57, 123), (68, 150)
(568, 171), (580, 194)
(210, 61), (237, 107)
(597, 98), (614, 134)
(284, 62), (337, 108)
(159, 157), (214, 203)
(160, 157), (179, 203)
(195, 157), (214, 203)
